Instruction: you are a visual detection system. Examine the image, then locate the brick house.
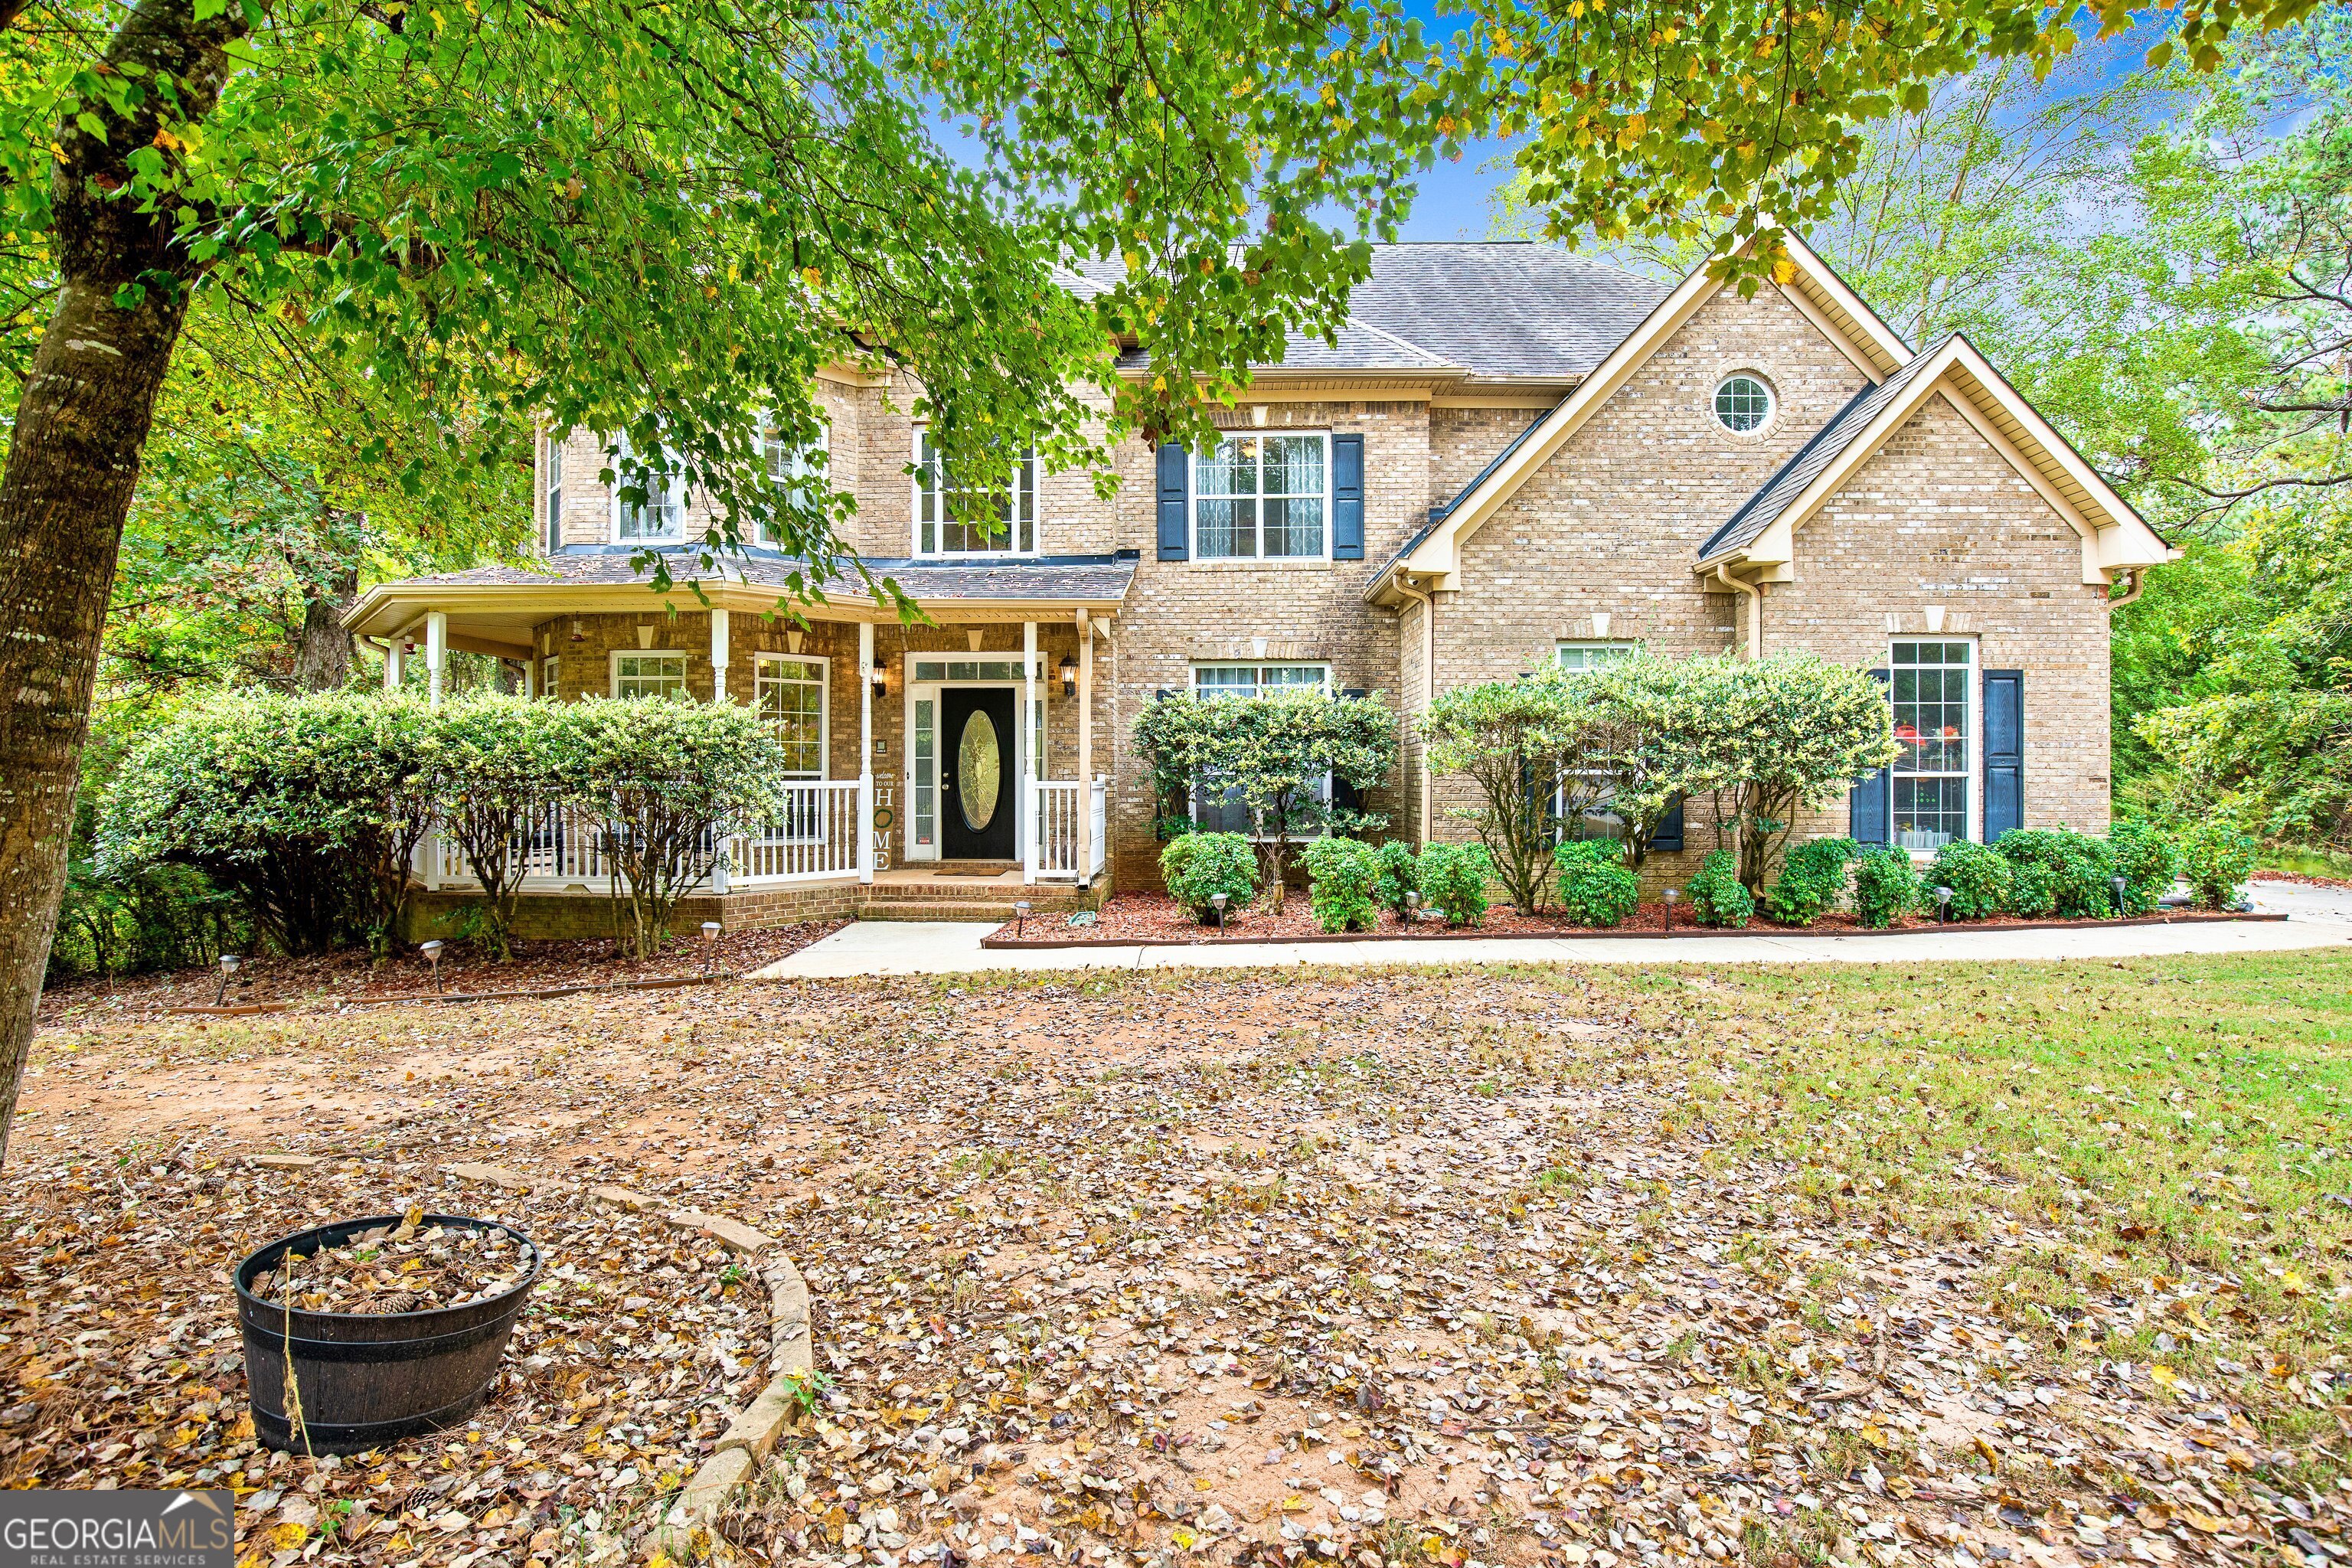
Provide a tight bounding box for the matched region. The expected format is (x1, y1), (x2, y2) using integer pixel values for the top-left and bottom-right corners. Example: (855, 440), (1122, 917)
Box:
(344, 234), (2173, 929)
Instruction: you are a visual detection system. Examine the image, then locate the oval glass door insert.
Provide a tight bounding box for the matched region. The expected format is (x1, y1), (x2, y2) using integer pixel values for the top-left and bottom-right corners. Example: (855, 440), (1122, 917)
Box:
(956, 710), (1001, 831)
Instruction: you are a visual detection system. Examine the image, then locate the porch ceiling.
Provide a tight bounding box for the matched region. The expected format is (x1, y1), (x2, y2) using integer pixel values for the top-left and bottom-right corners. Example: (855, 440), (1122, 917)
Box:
(345, 549), (1136, 654)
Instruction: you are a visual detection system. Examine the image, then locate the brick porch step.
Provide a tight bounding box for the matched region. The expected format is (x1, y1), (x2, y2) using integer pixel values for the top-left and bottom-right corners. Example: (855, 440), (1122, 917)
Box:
(856, 897), (1083, 923)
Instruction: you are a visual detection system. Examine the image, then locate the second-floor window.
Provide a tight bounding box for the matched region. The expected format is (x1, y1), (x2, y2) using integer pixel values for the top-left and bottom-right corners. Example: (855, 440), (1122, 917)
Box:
(1195, 433), (1328, 559)
(610, 438), (687, 543)
(758, 419), (828, 548)
(915, 430), (1036, 556)
(544, 441), (564, 552)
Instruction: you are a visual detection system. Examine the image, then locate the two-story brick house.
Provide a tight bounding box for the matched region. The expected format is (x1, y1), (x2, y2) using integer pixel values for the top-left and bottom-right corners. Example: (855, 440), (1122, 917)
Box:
(344, 234), (2173, 930)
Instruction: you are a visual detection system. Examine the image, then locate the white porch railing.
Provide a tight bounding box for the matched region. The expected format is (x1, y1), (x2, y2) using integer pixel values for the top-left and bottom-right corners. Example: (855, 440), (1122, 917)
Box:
(419, 781), (865, 895)
(1034, 776), (1109, 881)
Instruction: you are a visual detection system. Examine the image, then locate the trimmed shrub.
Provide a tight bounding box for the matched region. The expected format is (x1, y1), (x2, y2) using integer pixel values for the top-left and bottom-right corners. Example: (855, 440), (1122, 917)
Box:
(1553, 838), (1640, 929)
(2005, 858), (2058, 918)
(1765, 836), (1855, 926)
(2108, 819), (2180, 916)
(1302, 837), (1381, 933)
(1994, 828), (2114, 919)
(1686, 848), (1754, 928)
(2179, 819), (2259, 909)
(1851, 844), (1919, 928)
(1925, 841), (2013, 922)
(1161, 831), (1259, 923)
(1418, 842), (1494, 927)
(429, 694), (560, 959)
(1374, 840), (1421, 919)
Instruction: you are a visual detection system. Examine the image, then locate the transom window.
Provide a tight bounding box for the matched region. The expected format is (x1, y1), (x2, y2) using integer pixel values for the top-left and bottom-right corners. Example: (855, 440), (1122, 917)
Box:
(1714, 374), (1773, 434)
(1890, 640), (1974, 850)
(909, 658), (1047, 684)
(1195, 434), (1328, 560)
(612, 652), (688, 700)
(1190, 662), (1331, 835)
(915, 430), (1036, 556)
(754, 655), (828, 777)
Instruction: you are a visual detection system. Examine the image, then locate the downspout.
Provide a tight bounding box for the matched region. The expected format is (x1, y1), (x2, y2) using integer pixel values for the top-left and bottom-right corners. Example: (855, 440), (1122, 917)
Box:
(2104, 568), (2146, 612)
(1713, 563), (1762, 659)
(1391, 571), (1437, 845)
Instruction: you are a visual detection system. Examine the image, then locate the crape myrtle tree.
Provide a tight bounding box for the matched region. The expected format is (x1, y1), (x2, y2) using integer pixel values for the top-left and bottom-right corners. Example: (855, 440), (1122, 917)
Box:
(0, 0), (1484, 1165)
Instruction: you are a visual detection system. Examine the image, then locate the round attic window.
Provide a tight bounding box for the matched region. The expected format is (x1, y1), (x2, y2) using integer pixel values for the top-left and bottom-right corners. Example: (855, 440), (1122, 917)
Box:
(1714, 374), (1773, 433)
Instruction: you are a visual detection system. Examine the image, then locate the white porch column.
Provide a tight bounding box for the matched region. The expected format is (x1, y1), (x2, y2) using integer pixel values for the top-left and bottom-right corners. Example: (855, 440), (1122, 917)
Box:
(521, 655), (535, 698)
(858, 620), (876, 885)
(708, 607), (731, 702)
(1023, 620), (1040, 884)
(384, 635), (404, 691)
(1075, 609), (1093, 885)
(424, 612), (447, 708)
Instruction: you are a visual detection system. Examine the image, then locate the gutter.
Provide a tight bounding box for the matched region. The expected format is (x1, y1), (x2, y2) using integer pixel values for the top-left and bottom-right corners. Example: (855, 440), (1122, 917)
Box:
(1713, 563), (1762, 660)
(2105, 567), (2148, 611)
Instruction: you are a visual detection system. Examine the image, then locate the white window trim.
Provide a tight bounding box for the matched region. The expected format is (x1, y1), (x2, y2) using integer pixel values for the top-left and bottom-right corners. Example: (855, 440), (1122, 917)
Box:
(753, 652), (830, 779)
(1191, 431), (1334, 563)
(608, 437), (689, 545)
(540, 655), (560, 700)
(609, 649), (691, 700)
(910, 426), (1038, 558)
(1555, 639), (1638, 671)
(1187, 662), (1334, 839)
(544, 438), (565, 554)
(1888, 637), (1980, 854)
(757, 416), (829, 548)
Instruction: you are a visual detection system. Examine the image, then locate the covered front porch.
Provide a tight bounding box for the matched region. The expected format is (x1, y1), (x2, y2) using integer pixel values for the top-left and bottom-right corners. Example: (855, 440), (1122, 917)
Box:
(342, 551), (1134, 916)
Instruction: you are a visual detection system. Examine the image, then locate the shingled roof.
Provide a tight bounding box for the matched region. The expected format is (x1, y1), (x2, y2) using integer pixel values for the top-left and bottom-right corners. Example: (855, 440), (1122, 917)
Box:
(1072, 243), (1669, 381)
(395, 547), (1138, 603)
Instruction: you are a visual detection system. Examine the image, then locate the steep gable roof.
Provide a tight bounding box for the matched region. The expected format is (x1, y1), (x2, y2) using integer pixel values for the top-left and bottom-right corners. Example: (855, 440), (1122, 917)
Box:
(1697, 334), (2174, 584)
(1364, 232), (1916, 603)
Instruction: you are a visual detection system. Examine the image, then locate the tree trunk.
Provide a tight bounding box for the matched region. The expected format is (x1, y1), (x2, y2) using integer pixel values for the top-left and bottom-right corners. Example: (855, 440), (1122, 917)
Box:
(0, 0), (249, 1169)
(292, 563), (359, 691)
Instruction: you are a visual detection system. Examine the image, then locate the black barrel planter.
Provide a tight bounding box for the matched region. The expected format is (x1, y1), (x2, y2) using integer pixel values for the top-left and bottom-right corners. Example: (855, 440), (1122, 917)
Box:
(234, 1213), (540, 1455)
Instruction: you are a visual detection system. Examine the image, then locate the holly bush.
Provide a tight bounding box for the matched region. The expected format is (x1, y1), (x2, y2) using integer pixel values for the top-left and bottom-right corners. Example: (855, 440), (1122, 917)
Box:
(1160, 831), (1259, 923)
(1302, 837), (1382, 933)
(1553, 838), (1640, 929)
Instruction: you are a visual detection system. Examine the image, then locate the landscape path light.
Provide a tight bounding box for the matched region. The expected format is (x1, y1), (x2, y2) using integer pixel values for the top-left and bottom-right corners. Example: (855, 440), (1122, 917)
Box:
(1935, 885), (1953, 924)
(1209, 892), (1228, 929)
(2112, 873), (2129, 916)
(1661, 887), (1678, 932)
(701, 920), (723, 974)
(1014, 900), (1031, 937)
(214, 952), (240, 1006)
(420, 939), (445, 993)
(1403, 890), (1419, 923)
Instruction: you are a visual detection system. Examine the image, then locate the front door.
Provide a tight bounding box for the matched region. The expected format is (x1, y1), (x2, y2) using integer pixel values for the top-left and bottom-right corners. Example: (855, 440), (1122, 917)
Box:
(939, 688), (1018, 861)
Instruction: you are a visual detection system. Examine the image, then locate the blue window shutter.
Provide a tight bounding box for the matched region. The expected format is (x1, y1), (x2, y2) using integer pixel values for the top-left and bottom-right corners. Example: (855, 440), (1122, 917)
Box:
(1851, 666), (1892, 844)
(1331, 433), (1365, 560)
(1156, 443), (1189, 560)
(1983, 668), (2023, 842)
(1651, 795), (1684, 852)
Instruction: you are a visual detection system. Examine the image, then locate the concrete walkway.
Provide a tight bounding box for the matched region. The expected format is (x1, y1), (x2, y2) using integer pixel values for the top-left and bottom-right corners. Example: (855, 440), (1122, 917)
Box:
(750, 879), (2352, 979)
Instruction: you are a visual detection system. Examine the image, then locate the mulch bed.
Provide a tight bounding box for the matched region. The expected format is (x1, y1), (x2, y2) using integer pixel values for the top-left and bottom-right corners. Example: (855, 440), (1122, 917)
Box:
(37, 922), (848, 1022)
(988, 890), (2271, 946)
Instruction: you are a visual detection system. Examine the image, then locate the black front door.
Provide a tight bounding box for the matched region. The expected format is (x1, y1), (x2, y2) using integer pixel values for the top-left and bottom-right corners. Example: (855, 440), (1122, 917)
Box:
(940, 688), (1018, 861)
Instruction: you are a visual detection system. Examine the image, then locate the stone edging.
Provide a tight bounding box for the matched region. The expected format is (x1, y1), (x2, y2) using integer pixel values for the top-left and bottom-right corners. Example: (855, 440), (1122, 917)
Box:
(977, 908), (2291, 949)
(420, 1161), (813, 1555)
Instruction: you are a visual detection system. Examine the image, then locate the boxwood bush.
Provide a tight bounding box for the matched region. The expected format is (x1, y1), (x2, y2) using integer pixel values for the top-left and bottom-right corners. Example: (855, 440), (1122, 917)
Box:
(1851, 844), (1920, 927)
(1994, 828), (2114, 919)
(1553, 838), (1640, 929)
(1764, 836), (1854, 926)
(1160, 831), (1259, 923)
(1416, 842), (1494, 926)
(1302, 837), (1381, 933)
(1925, 841), (2012, 921)
(1686, 848), (1754, 928)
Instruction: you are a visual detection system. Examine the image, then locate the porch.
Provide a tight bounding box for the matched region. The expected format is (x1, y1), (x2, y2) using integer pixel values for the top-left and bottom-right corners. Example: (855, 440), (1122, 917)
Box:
(344, 549), (1137, 921)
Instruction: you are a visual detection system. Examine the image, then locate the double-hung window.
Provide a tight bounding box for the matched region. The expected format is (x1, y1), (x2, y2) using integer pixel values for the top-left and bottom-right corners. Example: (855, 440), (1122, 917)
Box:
(757, 418), (828, 547)
(915, 430), (1036, 555)
(1552, 641), (1639, 838)
(539, 655), (560, 700)
(1188, 662), (1331, 835)
(1194, 433), (1328, 559)
(754, 655), (828, 777)
(611, 439), (687, 543)
(544, 440), (564, 553)
(1890, 640), (1974, 850)
(612, 652), (688, 700)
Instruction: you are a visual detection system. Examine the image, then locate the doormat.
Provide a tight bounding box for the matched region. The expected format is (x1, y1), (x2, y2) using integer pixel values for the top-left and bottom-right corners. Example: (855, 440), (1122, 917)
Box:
(931, 866), (1017, 877)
